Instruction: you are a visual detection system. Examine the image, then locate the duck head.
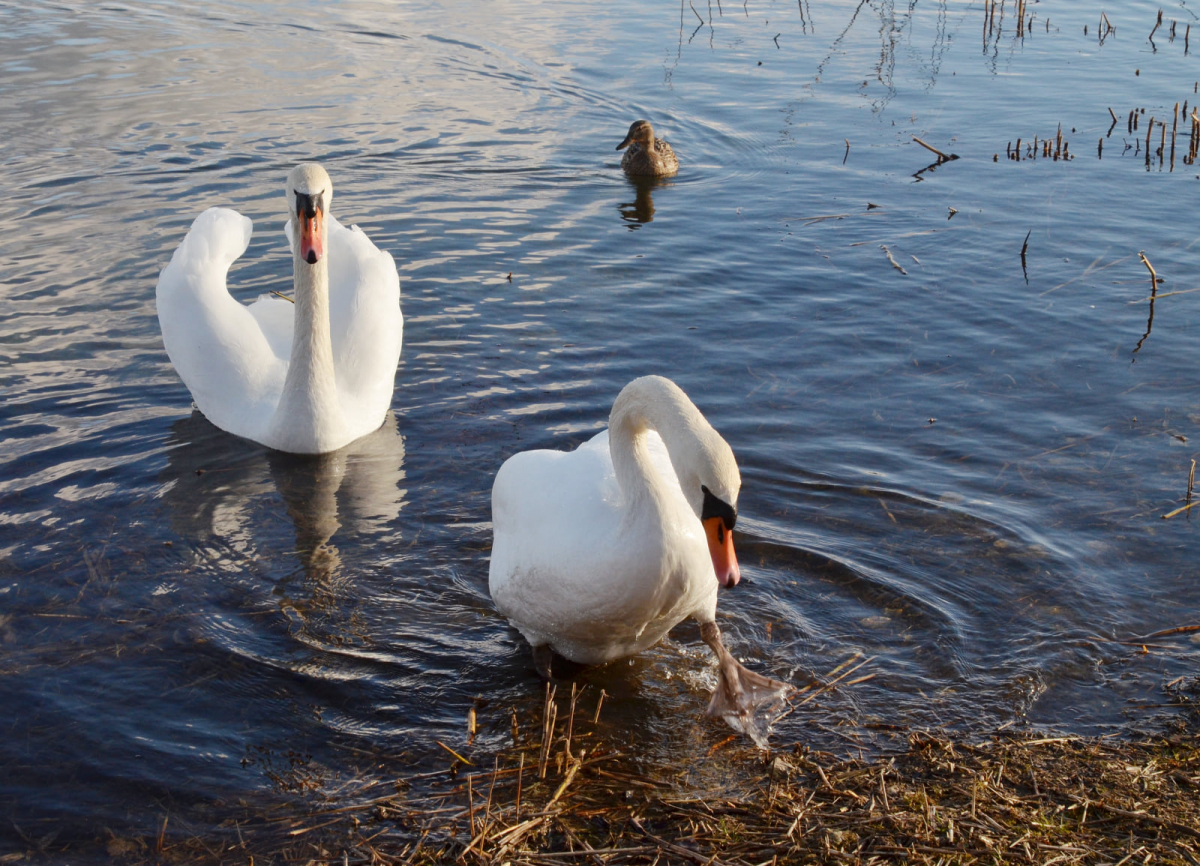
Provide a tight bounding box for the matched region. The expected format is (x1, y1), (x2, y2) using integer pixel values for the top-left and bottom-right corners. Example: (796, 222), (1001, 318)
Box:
(287, 163), (332, 265)
(617, 119), (656, 151)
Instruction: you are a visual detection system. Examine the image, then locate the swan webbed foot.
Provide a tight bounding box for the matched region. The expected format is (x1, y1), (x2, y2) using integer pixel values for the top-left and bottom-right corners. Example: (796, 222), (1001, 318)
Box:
(700, 621), (790, 749)
(533, 644), (554, 680)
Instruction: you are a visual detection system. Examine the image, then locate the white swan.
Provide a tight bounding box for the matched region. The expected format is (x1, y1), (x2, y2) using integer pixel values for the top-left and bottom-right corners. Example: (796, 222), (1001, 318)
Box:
(489, 375), (789, 741)
(156, 163), (403, 454)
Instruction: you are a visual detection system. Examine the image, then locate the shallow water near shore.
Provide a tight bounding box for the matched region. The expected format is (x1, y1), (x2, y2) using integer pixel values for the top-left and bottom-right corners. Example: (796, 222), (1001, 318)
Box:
(3, 0), (1200, 853)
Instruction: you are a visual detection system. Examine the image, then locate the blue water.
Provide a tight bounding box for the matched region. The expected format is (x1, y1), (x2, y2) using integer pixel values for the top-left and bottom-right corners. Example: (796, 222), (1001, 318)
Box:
(3, 0), (1200, 855)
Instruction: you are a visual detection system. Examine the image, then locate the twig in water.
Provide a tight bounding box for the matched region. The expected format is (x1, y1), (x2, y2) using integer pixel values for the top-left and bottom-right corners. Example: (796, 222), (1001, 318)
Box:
(843, 138), (850, 164)
(1134, 623), (1200, 638)
(1150, 8), (1163, 43)
(1020, 230), (1031, 283)
(1156, 498), (1195, 520)
(269, 290), (294, 304)
(912, 136), (958, 162)
(435, 740), (474, 766)
(881, 245), (907, 275)
(592, 689), (607, 724)
(1138, 252), (1161, 292)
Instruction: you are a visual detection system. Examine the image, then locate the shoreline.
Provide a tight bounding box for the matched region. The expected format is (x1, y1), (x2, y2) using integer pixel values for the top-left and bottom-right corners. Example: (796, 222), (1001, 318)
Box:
(18, 680), (1198, 865)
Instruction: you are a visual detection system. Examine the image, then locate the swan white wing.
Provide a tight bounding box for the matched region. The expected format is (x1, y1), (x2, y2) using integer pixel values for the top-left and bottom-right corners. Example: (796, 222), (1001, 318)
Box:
(247, 294), (293, 361)
(156, 207), (286, 443)
(489, 429), (711, 664)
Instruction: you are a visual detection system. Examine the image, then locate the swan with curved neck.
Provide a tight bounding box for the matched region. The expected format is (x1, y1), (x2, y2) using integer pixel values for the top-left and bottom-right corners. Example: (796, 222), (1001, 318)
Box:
(489, 376), (788, 741)
(156, 163), (403, 454)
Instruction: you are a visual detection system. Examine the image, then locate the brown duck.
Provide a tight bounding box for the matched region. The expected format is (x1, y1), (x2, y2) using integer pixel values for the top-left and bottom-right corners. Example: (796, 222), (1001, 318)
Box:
(616, 120), (679, 177)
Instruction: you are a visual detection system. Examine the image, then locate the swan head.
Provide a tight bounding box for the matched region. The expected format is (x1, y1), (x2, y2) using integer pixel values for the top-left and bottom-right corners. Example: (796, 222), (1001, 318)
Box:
(617, 120), (655, 151)
(287, 163), (332, 265)
(687, 428), (741, 589)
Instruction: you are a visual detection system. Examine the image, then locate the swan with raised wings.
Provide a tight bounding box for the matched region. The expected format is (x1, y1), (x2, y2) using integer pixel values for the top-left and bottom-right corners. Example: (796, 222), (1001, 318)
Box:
(156, 163), (403, 454)
(489, 376), (788, 739)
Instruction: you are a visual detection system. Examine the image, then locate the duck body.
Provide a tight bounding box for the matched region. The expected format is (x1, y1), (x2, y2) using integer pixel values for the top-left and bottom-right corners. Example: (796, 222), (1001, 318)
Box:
(617, 120), (679, 177)
(156, 164), (403, 454)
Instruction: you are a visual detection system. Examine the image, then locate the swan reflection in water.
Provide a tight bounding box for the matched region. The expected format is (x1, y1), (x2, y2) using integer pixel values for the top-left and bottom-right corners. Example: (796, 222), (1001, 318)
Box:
(618, 177), (673, 227)
(159, 411), (407, 623)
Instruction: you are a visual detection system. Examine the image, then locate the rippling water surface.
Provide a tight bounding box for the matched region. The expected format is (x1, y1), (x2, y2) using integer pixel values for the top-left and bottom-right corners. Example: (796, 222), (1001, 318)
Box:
(3, 0), (1200, 854)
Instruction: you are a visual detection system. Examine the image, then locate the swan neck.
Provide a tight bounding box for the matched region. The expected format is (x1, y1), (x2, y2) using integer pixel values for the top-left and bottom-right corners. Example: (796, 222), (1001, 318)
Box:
(608, 382), (697, 516)
(290, 248), (332, 364)
(269, 245), (343, 451)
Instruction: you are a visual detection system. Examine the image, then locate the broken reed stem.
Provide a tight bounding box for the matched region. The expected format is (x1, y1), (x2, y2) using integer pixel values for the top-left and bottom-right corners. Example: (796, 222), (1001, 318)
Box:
(593, 689), (607, 724)
(484, 756), (499, 828)
(1147, 117), (1155, 156)
(435, 740), (473, 766)
(515, 752), (524, 813)
(1172, 102), (1180, 169)
(564, 683), (580, 761)
(912, 136), (952, 162)
(539, 683), (558, 779)
(1139, 251), (1159, 296)
(467, 774), (476, 839)
(1188, 459), (1195, 505)
(1150, 8), (1163, 42)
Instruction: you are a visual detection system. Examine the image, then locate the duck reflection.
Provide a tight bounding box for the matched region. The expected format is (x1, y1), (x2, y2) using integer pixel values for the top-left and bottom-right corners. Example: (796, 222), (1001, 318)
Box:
(618, 176), (672, 227)
(159, 411), (407, 617)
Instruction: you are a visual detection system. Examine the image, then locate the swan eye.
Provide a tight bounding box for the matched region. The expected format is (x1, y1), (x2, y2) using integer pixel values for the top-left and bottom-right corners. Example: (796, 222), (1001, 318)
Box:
(293, 189), (323, 219)
(700, 484), (737, 530)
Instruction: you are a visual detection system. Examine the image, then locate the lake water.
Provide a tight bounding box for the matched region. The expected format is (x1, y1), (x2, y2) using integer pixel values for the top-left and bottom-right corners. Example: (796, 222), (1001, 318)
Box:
(3, 0), (1200, 856)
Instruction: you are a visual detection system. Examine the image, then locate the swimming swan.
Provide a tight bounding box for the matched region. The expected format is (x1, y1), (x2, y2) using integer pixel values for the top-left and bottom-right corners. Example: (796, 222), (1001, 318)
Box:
(617, 120), (679, 177)
(156, 163), (403, 454)
(489, 376), (789, 741)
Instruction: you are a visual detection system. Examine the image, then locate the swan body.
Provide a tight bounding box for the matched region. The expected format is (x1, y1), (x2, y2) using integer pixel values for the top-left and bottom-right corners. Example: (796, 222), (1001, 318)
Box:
(156, 164), (403, 454)
(490, 376), (788, 741)
(617, 120), (679, 177)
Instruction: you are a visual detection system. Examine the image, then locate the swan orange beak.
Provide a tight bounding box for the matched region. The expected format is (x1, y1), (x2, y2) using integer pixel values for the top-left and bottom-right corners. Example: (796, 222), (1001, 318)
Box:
(298, 207), (324, 265)
(703, 516), (740, 588)
(295, 190), (325, 264)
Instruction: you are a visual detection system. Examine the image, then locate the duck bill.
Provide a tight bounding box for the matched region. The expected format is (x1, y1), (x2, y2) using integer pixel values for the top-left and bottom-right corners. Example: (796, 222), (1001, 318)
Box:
(616, 134), (633, 151)
(703, 516), (740, 588)
(298, 208), (324, 264)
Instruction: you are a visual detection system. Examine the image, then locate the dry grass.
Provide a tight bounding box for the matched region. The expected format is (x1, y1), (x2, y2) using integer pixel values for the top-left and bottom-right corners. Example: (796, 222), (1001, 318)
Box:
(7, 677), (1179, 865)
(2, 680), (1195, 865)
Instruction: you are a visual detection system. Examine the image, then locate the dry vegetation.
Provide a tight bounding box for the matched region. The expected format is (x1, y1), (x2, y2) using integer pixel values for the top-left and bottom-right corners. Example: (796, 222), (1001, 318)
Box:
(15, 678), (1196, 865)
